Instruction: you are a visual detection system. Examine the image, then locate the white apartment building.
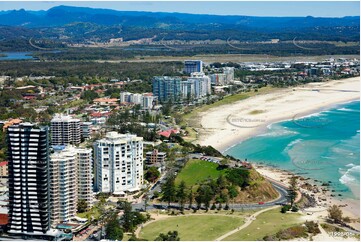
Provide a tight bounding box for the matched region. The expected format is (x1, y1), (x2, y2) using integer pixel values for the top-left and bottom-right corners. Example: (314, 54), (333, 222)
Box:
(50, 146), (78, 226)
(120, 92), (155, 109)
(51, 114), (81, 145)
(142, 94), (155, 110)
(129, 93), (143, 105)
(94, 132), (143, 195)
(77, 148), (94, 207)
(223, 67), (235, 83)
(181, 72), (211, 99)
(120, 91), (132, 103)
(50, 146), (93, 227)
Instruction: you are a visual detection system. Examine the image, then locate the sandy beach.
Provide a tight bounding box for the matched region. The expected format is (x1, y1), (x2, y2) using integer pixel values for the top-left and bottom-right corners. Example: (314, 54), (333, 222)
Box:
(195, 77), (360, 152)
(193, 76), (360, 228)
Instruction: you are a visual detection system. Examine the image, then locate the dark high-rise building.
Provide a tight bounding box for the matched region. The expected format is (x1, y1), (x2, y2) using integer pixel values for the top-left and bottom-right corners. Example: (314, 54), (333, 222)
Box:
(7, 123), (51, 237)
(184, 60), (203, 74)
(152, 76), (182, 102)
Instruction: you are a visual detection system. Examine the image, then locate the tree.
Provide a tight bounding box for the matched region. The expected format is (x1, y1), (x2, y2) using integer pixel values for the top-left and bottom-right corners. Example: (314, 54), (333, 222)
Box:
(288, 176), (298, 207)
(219, 158), (230, 168)
(81, 90), (99, 102)
(216, 175), (227, 191)
(162, 175), (176, 208)
(226, 168), (250, 187)
(155, 231), (180, 241)
(145, 167), (160, 183)
(188, 188), (193, 209)
(105, 214), (123, 241)
(121, 201), (134, 232)
(195, 184), (213, 210)
(77, 199), (88, 213)
(328, 205), (343, 223)
(176, 181), (187, 211)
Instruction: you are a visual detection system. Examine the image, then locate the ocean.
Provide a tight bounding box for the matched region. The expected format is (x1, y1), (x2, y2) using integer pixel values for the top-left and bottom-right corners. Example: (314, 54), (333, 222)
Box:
(225, 100), (360, 200)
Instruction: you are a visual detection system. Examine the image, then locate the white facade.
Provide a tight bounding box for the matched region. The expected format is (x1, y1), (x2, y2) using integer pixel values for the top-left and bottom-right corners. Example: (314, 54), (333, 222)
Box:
(77, 148), (94, 207)
(142, 95), (155, 109)
(120, 91), (155, 109)
(50, 146), (78, 226)
(51, 114), (81, 145)
(223, 67), (235, 83)
(120, 92), (132, 103)
(181, 72), (211, 99)
(130, 93), (143, 105)
(50, 146), (94, 227)
(94, 132), (143, 194)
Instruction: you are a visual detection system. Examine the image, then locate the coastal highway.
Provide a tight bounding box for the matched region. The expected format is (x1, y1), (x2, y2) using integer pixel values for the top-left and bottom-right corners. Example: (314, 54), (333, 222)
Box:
(131, 180), (289, 211)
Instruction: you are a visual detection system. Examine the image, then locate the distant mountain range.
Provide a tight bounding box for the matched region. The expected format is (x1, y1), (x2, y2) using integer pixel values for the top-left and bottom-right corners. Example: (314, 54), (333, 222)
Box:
(0, 5), (359, 46)
(0, 5), (359, 29)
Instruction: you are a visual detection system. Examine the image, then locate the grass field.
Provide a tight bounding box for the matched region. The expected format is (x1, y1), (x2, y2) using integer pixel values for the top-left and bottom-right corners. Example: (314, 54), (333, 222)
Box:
(223, 208), (302, 241)
(139, 215), (245, 241)
(121, 54), (360, 64)
(175, 159), (226, 186)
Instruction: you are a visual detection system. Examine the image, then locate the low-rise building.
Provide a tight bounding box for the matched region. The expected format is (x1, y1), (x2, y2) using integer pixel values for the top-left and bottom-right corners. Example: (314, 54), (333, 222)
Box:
(146, 149), (166, 164)
(0, 161), (8, 177)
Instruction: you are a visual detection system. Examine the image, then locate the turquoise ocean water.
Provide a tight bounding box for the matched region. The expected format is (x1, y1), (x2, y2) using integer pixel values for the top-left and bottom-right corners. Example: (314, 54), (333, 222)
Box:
(225, 101), (360, 200)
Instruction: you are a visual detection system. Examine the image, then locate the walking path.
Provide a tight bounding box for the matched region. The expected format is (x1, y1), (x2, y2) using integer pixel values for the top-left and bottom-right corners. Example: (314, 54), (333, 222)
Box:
(214, 206), (279, 241)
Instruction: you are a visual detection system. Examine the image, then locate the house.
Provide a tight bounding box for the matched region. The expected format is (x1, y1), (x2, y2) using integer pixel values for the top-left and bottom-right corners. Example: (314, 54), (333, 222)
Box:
(158, 129), (179, 138)
(0, 161), (7, 177)
(93, 98), (119, 106)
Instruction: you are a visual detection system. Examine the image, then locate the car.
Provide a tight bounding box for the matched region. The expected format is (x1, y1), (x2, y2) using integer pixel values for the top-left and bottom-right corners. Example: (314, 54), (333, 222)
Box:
(258, 202), (265, 205)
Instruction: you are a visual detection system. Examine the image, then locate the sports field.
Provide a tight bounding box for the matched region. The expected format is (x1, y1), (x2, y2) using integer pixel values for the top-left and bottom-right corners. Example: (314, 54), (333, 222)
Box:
(139, 214), (245, 241)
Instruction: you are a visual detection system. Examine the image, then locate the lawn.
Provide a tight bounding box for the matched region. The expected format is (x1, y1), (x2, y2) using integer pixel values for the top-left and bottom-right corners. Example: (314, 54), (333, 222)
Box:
(139, 214), (245, 241)
(175, 159), (226, 186)
(77, 206), (101, 220)
(223, 208), (302, 241)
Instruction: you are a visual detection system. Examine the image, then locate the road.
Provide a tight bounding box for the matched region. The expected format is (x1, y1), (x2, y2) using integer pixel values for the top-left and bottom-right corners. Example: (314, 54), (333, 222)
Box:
(131, 180), (289, 211)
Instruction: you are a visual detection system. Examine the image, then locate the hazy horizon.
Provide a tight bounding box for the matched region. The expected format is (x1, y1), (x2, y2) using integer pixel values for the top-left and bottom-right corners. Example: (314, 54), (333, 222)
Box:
(0, 1), (359, 17)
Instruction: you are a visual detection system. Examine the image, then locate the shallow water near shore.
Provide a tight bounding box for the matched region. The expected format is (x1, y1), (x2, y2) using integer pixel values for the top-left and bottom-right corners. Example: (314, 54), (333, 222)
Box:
(225, 101), (360, 200)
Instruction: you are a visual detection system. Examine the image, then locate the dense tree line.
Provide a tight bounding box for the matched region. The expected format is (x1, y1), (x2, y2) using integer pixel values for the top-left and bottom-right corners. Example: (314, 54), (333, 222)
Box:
(0, 61), (183, 81)
(161, 167), (250, 211)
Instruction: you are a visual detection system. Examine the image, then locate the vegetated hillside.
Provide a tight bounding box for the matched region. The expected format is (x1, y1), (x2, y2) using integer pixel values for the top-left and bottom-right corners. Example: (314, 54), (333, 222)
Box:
(0, 5), (359, 44)
(234, 169), (279, 203)
(175, 159), (279, 204)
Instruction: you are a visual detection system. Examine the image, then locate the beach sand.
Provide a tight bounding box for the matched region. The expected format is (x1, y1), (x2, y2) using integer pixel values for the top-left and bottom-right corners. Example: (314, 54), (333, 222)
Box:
(195, 77), (360, 152)
(193, 76), (360, 228)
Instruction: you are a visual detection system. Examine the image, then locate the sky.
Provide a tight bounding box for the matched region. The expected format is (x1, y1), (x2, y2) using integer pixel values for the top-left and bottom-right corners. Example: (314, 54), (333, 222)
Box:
(0, 1), (359, 17)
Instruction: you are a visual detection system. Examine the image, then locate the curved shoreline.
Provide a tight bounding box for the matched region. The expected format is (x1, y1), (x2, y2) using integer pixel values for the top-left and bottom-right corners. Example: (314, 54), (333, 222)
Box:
(221, 98), (360, 153)
(195, 77), (360, 152)
(194, 77), (360, 221)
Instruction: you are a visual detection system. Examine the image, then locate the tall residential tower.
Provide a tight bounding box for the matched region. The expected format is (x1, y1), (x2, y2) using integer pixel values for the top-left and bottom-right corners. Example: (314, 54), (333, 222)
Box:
(50, 114), (81, 146)
(7, 123), (51, 236)
(94, 132), (143, 195)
